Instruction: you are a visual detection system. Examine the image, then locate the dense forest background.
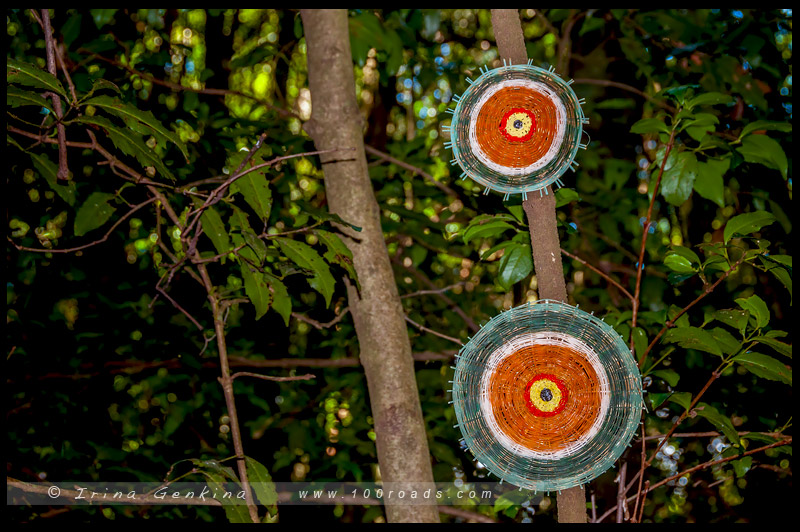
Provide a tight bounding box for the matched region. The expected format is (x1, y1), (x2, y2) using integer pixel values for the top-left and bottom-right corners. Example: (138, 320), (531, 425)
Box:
(6, 9), (792, 523)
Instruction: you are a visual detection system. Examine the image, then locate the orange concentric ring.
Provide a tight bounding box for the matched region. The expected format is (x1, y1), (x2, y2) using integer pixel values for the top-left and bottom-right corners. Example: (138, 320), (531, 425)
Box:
(474, 86), (560, 169)
(487, 343), (603, 454)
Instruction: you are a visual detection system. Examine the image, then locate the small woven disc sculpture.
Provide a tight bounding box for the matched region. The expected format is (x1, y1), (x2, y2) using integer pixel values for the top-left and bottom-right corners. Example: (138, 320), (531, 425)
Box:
(444, 62), (587, 199)
(451, 299), (643, 492)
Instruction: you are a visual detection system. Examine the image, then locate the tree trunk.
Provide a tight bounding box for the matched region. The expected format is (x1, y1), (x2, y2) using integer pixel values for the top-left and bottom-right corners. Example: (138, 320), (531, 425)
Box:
(300, 9), (439, 524)
(490, 9), (586, 523)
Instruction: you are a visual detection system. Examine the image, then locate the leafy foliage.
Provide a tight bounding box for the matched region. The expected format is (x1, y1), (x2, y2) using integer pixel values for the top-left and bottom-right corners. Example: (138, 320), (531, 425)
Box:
(7, 8), (792, 525)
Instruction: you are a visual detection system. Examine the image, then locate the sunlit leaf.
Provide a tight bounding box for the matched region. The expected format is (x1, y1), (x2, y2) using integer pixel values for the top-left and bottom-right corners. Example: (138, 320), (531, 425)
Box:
(7, 58), (66, 97)
(723, 211), (776, 243)
(275, 237), (335, 307)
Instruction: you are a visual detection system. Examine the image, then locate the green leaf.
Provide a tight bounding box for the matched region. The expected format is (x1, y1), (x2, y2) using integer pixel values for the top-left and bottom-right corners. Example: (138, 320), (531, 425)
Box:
(74, 192), (117, 236)
(297, 202), (361, 232)
(632, 327), (648, 362)
(231, 170), (272, 222)
(90, 9), (119, 29)
(29, 152), (76, 206)
(630, 118), (669, 135)
(732, 456), (752, 478)
(199, 206), (231, 258)
(768, 267), (792, 304)
(314, 229), (358, 288)
(204, 472), (252, 523)
(736, 135), (788, 180)
(497, 243), (533, 291)
(681, 112), (719, 141)
(735, 294), (770, 329)
(752, 336), (792, 358)
(733, 352), (792, 385)
(79, 78), (121, 103)
(739, 120), (792, 140)
(714, 309), (749, 335)
(651, 369), (680, 387)
(694, 159), (729, 208)
(240, 262), (271, 320)
(463, 220), (515, 244)
(649, 392), (671, 409)
(708, 327), (742, 356)
(82, 95), (189, 160)
(230, 208), (267, 264)
(664, 254), (696, 274)
(348, 12), (403, 75)
(667, 392), (692, 411)
(7, 58), (67, 97)
(687, 92), (734, 109)
(555, 188), (580, 207)
(267, 274), (291, 326)
(76, 115), (174, 181)
(670, 245), (701, 265)
(245, 457), (278, 515)
(664, 327), (723, 356)
(275, 238), (335, 307)
(695, 403), (740, 444)
(723, 211), (776, 243)
(7, 86), (54, 112)
(661, 151), (698, 206)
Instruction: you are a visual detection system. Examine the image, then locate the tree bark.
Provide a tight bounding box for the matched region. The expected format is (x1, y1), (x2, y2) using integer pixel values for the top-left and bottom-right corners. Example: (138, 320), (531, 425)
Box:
(301, 9), (439, 523)
(490, 9), (586, 523)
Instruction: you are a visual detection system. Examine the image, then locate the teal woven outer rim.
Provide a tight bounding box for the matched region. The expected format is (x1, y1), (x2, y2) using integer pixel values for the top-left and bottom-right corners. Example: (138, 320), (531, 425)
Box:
(448, 64), (585, 197)
(451, 299), (643, 492)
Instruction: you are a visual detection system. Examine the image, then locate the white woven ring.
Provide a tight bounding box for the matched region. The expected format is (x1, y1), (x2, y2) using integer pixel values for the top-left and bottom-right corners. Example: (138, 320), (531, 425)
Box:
(478, 332), (611, 460)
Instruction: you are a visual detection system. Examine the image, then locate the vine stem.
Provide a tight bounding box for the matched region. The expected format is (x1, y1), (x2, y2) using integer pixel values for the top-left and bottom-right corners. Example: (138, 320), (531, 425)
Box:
(40, 9), (69, 181)
(630, 128), (677, 357)
(196, 260), (259, 523)
(595, 438), (791, 523)
(638, 253), (747, 370)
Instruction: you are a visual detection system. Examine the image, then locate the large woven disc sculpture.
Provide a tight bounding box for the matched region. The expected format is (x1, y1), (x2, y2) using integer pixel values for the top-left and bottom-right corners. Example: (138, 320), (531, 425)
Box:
(444, 62), (588, 199)
(451, 300), (643, 492)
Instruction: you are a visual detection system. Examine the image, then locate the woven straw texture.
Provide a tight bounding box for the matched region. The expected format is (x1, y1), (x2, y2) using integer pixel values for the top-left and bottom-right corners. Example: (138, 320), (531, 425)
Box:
(451, 299), (642, 492)
(446, 64), (585, 197)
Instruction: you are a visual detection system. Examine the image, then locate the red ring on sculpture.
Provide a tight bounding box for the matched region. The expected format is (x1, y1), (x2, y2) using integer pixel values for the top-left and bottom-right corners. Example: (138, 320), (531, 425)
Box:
(498, 108), (537, 142)
(524, 373), (569, 417)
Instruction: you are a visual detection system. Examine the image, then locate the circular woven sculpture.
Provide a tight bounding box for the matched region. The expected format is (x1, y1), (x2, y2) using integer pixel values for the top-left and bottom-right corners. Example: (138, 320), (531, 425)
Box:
(444, 62), (587, 199)
(451, 299), (642, 492)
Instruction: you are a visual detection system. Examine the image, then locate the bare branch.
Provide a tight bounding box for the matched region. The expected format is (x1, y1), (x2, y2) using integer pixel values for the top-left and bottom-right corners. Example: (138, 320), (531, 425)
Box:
(561, 248), (634, 302)
(8, 197), (156, 254)
(231, 371), (316, 382)
(364, 145), (458, 198)
(404, 315), (463, 346)
(40, 9), (69, 181)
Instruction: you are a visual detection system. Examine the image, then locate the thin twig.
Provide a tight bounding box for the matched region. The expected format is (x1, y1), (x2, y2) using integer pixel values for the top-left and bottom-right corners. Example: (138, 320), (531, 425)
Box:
(400, 282), (465, 299)
(630, 129), (677, 356)
(631, 423), (647, 522)
(78, 50), (299, 120)
(184, 148), (353, 236)
(364, 145), (458, 198)
(561, 248), (634, 302)
(40, 9), (69, 181)
(639, 253), (747, 369)
(196, 261), (258, 523)
(572, 78), (677, 112)
(231, 371), (316, 382)
(596, 438), (792, 523)
(615, 461), (628, 522)
(292, 308), (350, 330)
(154, 285), (204, 331)
(404, 315), (463, 346)
(7, 197), (156, 253)
(640, 430), (791, 442)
